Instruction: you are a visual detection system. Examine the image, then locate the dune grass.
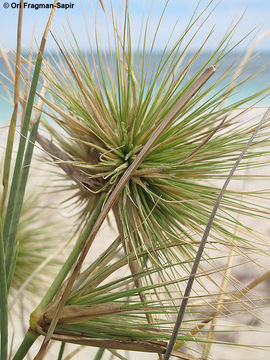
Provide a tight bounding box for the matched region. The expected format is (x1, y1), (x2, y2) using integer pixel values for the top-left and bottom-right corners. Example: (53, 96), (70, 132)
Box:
(1, 1), (270, 360)
(0, 1), (59, 359)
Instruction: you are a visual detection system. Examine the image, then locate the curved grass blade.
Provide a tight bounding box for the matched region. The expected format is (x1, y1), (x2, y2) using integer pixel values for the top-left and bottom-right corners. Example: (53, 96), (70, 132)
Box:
(94, 348), (105, 360)
(3, 0), (58, 275)
(163, 107), (270, 360)
(11, 193), (106, 360)
(0, 222), (8, 360)
(3, 52), (41, 253)
(0, 0), (23, 213)
(6, 116), (41, 289)
(57, 342), (65, 360)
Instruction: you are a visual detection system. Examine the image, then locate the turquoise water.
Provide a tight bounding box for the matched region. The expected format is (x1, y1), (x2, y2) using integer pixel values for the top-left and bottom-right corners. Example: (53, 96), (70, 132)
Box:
(0, 51), (269, 126)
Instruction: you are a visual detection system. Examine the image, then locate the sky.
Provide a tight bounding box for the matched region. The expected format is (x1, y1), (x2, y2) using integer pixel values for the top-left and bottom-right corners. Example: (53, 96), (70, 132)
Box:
(0, 0), (270, 52)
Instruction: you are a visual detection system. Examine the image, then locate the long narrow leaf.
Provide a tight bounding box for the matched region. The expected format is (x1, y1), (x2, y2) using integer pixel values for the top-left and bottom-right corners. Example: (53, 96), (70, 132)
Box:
(3, 0), (59, 277)
(0, 0), (23, 212)
(0, 222), (8, 360)
(6, 117), (40, 288)
(3, 54), (42, 259)
(163, 107), (270, 360)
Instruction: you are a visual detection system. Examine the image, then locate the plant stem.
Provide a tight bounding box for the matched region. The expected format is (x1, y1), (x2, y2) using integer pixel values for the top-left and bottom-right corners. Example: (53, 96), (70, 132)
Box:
(31, 193), (106, 322)
(0, 222), (8, 360)
(0, 0), (23, 213)
(3, 0), (58, 274)
(12, 330), (39, 360)
(163, 107), (270, 360)
(3, 53), (42, 265)
(6, 118), (41, 290)
(12, 195), (106, 360)
(94, 348), (105, 360)
(1, 107), (18, 214)
(113, 204), (154, 324)
(57, 342), (65, 360)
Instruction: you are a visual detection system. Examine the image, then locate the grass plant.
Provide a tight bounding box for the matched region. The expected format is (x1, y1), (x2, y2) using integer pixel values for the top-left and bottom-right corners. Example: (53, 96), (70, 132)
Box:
(1, 1), (270, 360)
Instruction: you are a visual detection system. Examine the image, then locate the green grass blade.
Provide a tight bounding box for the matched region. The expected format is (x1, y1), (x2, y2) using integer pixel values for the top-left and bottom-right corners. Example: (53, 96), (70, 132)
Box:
(12, 331), (39, 360)
(57, 342), (65, 360)
(3, 0), (59, 270)
(0, 2), (23, 213)
(3, 53), (43, 252)
(0, 221), (8, 360)
(11, 194), (106, 360)
(6, 117), (41, 287)
(1, 107), (18, 213)
(94, 348), (105, 360)
(31, 193), (106, 322)
(163, 107), (270, 360)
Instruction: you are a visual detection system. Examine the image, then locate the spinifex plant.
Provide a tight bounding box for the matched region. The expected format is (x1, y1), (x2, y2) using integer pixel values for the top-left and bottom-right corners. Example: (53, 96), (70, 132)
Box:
(9, 189), (66, 298)
(1, 1), (270, 360)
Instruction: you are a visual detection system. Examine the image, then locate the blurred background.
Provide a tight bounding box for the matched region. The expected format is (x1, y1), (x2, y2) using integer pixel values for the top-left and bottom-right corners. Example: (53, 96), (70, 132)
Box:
(1, 1), (270, 359)
(0, 0), (270, 123)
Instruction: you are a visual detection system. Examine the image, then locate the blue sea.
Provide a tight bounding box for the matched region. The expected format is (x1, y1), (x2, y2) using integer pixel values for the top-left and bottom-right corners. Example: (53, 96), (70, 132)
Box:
(0, 51), (269, 126)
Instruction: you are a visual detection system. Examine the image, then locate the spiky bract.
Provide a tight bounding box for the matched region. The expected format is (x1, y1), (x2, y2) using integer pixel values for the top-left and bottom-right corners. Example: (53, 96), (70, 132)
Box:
(40, 2), (270, 263)
(31, 1), (270, 356)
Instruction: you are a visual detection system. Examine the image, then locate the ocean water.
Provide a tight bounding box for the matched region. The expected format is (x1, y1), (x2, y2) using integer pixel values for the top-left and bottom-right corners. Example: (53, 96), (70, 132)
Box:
(0, 51), (269, 126)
